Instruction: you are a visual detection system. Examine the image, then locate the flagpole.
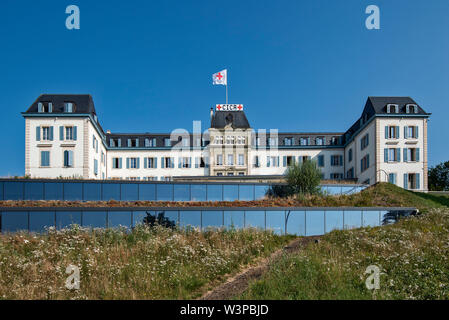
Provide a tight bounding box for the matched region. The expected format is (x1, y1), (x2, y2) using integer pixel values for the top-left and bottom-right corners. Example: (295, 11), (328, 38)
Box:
(226, 84), (228, 104)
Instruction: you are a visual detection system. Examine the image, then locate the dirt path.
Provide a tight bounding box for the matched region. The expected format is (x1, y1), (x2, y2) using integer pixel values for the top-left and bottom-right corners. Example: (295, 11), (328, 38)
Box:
(199, 236), (321, 300)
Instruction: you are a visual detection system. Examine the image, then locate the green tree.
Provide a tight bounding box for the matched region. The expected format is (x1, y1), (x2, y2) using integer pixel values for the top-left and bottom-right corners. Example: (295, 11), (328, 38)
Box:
(285, 160), (322, 195)
(428, 161), (449, 191)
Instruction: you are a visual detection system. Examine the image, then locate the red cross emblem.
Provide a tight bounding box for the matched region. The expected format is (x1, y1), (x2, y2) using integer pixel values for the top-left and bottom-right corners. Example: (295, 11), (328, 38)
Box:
(216, 72), (223, 80)
(237, 105), (243, 110)
(216, 104), (221, 110)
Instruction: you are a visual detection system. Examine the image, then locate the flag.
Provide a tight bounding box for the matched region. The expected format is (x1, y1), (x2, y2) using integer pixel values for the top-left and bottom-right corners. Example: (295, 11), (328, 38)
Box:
(212, 69), (227, 85)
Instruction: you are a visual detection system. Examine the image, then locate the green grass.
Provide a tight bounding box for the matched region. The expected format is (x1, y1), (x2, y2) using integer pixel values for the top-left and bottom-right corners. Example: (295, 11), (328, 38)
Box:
(0, 226), (292, 300)
(239, 185), (449, 300)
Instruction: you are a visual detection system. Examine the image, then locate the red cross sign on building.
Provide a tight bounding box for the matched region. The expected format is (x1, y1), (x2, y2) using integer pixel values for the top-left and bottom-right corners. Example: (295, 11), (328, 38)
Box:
(216, 104), (244, 111)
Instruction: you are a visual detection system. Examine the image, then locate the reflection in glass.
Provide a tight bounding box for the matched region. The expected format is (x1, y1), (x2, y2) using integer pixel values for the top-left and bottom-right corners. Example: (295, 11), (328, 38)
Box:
(207, 185), (222, 201)
(132, 211), (148, 227)
(121, 184), (139, 201)
(1, 211), (28, 232)
(254, 185), (269, 200)
(325, 211), (344, 233)
(63, 183), (83, 201)
(344, 211), (362, 229)
(174, 184), (190, 201)
(108, 211), (132, 229)
(30, 211), (55, 233)
(157, 184), (173, 201)
(306, 211), (325, 236)
(44, 183), (63, 200)
(239, 185), (254, 201)
(224, 211), (244, 229)
(191, 184), (206, 201)
(139, 184), (156, 201)
(266, 211), (285, 235)
(56, 211), (82, 229)
(0, 182), (3, 200)
(202, 210), (223, 229)
(163, 211), (179, 226)
(24, 182), (44, 200)
(326, 186), (342, 195)
(84, 183), (102, 201)
(102, 183), (120, 201)
(223, 185), (238, 201)
(286, 211), (305, 236)
(83, 211), (107, 228)
(362, 211), (380, 227)
(4, 182), (23, 200)
(180, 210), (201, 229)
(245, 211), (265, 230)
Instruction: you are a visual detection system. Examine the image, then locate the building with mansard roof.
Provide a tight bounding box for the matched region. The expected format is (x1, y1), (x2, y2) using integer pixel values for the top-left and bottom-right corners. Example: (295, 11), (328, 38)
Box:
(22, 94), (430, 190)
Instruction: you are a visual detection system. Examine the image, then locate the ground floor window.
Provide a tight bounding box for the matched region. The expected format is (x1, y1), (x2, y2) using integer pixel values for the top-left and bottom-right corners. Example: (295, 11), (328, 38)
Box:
(404, 173), (420, 190)
(388, 173), (397, 185)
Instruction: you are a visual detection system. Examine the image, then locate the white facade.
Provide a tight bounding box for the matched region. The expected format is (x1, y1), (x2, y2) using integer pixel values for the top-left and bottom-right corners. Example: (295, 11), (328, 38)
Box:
(23, 95), (430, 191)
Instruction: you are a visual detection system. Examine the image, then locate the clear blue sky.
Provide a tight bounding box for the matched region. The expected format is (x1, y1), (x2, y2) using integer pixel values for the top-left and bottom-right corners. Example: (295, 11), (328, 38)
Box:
(1, 0), (448, 176)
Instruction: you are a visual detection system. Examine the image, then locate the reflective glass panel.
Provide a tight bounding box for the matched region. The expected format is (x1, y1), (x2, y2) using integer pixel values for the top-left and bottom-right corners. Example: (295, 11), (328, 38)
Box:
(44, 183), (63, 200)
(1, 211), (28, 232)
(121, 183), (139, 201)
(266, 211), (285, 235)
(344, 211), (362, 229)
(363, 211), (381, 227)
(191, 184), (206, 201)
(202, 210), (223, 230)
(63, 183), (83, 201)
(82, 211), (107, 228)
(56, 211), (82, 229)
(138, 184), (156, 201)
(223, 185), (238, 201)
(24, 182), (44, 200)
(3, 182), (23, 200)
(239, 185), (254, 201)
(180, 210), (201, 229)
(224, 211), (244, 229)
(174, 184), (190, 201)
(245, 211), (265, 230)
(102, 183), (120, 201)
(254, 185), (269, 200)
(305, 211), (325, 236)
(108, 211), (132, 229)
(207, 185), (222, 201)
(326, 186), (342, 195)
(325, 211), (344, 233)
(132, 211), (148, 227)
(286, 210), (305, 236)
(83, 183), (102, 201)
(0, 182), (3, 200)
(29, 211), (55, 233)
(157, 184), (173, 201)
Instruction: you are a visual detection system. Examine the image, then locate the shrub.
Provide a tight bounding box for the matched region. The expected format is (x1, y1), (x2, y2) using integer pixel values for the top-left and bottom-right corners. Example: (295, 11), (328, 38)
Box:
(143, 211), (177, 229)
(285, 160), (321, 196)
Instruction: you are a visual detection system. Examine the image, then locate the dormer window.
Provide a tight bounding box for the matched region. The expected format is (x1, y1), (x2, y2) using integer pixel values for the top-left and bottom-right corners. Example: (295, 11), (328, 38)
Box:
(127, 138), (139, 147)
(38, 102), (52, 113)
(386, 104), (399, 114)
(406, 104), (418, 114)
(110, 138), (121, 147)
(64, 102), (74, 113)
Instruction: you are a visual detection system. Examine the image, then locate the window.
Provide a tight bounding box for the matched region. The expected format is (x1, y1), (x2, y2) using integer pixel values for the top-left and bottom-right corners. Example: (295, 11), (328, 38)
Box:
(40, 151), (50, 167)
(384, 148), (401, 162)
(348, 148), (353, 162)
(127, 138), (139, 147)
(38, 102), (52, 113)
(403, 148), (419, 162)
(101, 151), (105, 164)
(386, 104), (399, 113)
(238, 154), (244, 166)
(226, 136), (235, 145)
(94, 159), (98, 175)
(237, 136), (246, 145)
(404, 126), (418, 139)
(227, 154), (234, 165)
(286, 156), (294, 166)
(406, 104), (418, 114)
(93, 136), (98, 152)
(316, 137), (325, 146)
(318, 155), (324, 167)
(360, 154), (370, 172)
(164, 138), (171, 147)
(162, 157), (174, 168)
(217, 173), (223, 176)
(330, 173), (344, 180)
(388, 173), (397, 185)
(215, 136), (223, 145)
(300, 137), (310, 146)
(385, 126), (399, 139)
(360, 134), (369, 150)
(127, 157), (140, 169)
(112, 157), (122, 169)
(347, 167), (354, 179)
(110, 138), (121, 147)
(180, 157), (191, 168)
(284, 137), (293, 146)
(42, 126), (53, 141)
(64, 127), (74, 140)
(267, 156), (279, 167)
(238, 172), (245, 176)
(217, 154), (223, 166)
(331, 155), (343, 166)
(64, 102), (73, 113)
(404, 173), (420, 190)
(63, 150), (74, 167)
(267, 137), (278, 146)
(145, 138), (157, 147)
(227, 172), (234, 176)
(144, 157), (157, 168)
(253, 156), (260, 168)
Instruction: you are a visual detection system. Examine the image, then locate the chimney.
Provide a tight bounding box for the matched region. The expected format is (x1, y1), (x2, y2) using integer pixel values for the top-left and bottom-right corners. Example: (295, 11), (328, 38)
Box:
(106, 130), (111, 134)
